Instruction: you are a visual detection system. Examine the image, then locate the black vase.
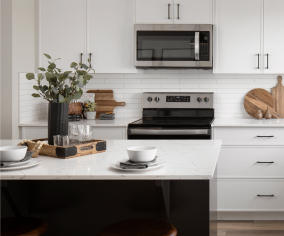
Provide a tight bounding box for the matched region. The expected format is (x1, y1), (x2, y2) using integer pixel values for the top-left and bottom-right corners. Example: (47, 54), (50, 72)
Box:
(48, 102), (69, 145)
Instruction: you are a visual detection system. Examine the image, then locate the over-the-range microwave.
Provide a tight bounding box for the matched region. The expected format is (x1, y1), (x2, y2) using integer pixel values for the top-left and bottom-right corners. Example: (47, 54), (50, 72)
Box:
(134, 24), (213, 69)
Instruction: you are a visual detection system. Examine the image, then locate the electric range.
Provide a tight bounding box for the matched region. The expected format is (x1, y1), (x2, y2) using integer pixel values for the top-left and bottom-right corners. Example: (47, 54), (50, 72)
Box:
(128, 92), (214, 140)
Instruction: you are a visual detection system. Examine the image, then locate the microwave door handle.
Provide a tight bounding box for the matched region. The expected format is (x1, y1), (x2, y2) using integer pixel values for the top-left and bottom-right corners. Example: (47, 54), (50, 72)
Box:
(195, 32), (200, 61)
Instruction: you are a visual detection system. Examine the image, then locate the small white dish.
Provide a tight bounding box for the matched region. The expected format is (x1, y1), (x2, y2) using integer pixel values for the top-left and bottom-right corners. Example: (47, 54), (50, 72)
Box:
(111, 160), (165, 172)
(0, 159), (40, 171)
(0, 146), (27, 162)
(127, 146), (157, 163)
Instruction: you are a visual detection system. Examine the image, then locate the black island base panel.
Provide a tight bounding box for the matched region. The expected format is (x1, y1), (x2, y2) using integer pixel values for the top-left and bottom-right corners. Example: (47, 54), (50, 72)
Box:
(1, 180), (217, 236)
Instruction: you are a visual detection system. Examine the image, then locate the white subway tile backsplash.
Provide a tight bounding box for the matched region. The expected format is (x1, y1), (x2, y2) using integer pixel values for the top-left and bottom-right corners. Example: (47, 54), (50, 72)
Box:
(19, 73), (279, 123)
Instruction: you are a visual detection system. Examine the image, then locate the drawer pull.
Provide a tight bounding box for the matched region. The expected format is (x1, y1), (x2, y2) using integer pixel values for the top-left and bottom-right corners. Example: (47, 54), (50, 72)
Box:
(256, 135), (275, 138)
(257, 194), (275, 198)
(256, 161), (275, 164)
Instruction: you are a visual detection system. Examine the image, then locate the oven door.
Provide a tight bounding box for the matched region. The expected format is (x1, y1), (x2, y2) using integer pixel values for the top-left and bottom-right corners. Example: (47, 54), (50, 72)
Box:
(128, 127), (212, 140)
(135, 24), (213, 68)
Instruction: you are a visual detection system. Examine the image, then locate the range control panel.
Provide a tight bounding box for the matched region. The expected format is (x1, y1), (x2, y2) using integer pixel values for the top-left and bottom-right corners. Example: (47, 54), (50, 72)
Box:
(143, 92), (213, 109)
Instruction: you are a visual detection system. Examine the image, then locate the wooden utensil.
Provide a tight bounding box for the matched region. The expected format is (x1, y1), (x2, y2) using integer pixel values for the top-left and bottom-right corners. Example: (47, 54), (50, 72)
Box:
(87, 90), (126, 118)
(244, 88), (279, 119)
(271, 76), (284, 118)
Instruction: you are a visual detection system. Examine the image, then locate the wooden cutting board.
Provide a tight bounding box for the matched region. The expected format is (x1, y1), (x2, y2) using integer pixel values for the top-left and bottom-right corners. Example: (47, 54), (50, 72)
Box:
(271, 76), (284, 118)
(244, 88), (279, 119)
(87, 90), (126, 118)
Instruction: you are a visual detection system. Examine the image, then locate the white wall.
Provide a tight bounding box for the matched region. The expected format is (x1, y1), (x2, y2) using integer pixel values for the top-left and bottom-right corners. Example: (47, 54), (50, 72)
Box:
(0, 0), (36, 139)
(1, 0), (12, 139)
(0, 0), (2, 138)
(11, 0), (36, 138)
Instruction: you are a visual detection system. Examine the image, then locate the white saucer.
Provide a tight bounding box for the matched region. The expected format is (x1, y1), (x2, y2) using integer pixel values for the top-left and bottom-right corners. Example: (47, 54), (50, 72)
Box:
(111, 160), (165, 172)
(0, 159), (40, 171)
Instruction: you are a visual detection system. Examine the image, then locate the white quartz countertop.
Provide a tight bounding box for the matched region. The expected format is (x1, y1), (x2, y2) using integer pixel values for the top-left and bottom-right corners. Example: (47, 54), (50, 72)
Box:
(18, 118), (139, 128)
(0, 139), (222, 180)
(212, 118), (284, 127)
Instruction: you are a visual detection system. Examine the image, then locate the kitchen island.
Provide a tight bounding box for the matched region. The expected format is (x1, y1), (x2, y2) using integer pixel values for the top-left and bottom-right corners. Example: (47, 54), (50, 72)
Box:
(1, 140), (221, 236)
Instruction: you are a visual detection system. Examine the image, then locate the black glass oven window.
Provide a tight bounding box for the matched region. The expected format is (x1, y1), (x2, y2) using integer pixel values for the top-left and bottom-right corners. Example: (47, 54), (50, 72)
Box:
(199, 31), (210, 61)
(137, 31), (210, 61)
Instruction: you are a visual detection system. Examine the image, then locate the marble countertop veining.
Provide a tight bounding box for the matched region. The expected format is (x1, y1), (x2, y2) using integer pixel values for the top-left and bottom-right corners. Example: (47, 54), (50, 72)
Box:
(0, 139), (222, 180)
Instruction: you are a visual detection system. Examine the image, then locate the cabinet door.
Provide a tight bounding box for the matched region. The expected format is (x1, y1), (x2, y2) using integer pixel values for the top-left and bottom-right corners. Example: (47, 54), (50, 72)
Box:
(39, 0), (86, 70)
(87, 0), (136, 73)
(214, 0), (262, 73)
(263, 0), (284, 74)
(135, 0), (174, 24)
(173, 0), (213, 24)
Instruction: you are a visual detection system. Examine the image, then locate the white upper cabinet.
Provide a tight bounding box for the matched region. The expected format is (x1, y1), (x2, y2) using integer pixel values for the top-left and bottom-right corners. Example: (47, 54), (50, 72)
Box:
(174, 0), (213, 24)
(214, 0), (262, 73)
(135, 0), (212, 24)
(39, 0), (87, 70)
(263, 0), (284, 74)
(87, 0), (136, 73)
(135, 0), (174, 24)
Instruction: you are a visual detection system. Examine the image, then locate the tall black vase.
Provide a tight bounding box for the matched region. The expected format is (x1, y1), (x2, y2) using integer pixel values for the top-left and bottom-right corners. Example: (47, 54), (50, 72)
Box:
(48, 102), (69, 145)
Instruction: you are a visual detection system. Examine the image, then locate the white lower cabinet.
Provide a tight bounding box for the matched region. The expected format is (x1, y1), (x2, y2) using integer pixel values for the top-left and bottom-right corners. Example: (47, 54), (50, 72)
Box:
(214, 126), (284, 220)
(218, 179), (284, 212)
(19, 126), (127, 140)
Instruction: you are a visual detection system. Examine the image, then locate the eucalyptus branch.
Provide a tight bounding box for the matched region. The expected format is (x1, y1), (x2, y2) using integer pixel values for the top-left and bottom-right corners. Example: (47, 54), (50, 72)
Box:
(26, 53), (93, 103)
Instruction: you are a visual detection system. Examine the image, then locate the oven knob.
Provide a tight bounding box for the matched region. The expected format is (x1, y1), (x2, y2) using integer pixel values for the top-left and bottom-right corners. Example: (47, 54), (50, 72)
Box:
(154, 97), (160, 102)
(147, 97), (153, 102)
(204, 97), (209, 103)
(197, 97), (202, 102)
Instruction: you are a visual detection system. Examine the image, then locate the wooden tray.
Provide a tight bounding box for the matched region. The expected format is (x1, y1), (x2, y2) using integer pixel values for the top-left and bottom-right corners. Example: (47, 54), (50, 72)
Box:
(21, 139), (106, 159)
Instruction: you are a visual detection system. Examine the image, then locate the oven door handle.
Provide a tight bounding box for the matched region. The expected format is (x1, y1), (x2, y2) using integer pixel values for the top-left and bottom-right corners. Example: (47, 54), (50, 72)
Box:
(128, 128), (210, 136)
(195, 32), (200, 61)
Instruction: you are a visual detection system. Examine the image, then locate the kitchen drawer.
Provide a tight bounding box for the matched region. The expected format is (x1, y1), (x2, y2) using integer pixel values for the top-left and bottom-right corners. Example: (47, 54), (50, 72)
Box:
(217, 147), (284, 178)
(214, 127), (284, 146)
(217, 179), (284, 211)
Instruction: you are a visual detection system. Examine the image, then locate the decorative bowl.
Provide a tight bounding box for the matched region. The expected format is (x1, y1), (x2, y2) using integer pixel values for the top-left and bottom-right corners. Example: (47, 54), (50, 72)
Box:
(127, 146), (157, 163)
(0, 146), (27, 162)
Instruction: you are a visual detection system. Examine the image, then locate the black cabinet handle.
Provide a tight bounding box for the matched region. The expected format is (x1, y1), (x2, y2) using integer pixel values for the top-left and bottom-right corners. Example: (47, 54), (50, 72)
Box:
(257, 194), (275, 198)
(168, 3), (171, 19)
(88, 53), (92, 67)
(256, 161), (275, 164)
(256, 53), (260, 69)
(256, 135), (275, 138)
(265, 53), (269, 69)
(177, 3), (180, 20)
(80, 52), (83, 67)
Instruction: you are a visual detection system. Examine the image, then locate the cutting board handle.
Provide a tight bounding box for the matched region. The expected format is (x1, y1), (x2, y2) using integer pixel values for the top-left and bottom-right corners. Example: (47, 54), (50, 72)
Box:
(277, 75), (283, 84)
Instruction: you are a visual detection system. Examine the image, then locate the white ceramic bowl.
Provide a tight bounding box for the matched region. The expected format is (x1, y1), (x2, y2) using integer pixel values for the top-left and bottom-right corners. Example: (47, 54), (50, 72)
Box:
(0, 146), (27, 162)
(127, 146), (157, 163)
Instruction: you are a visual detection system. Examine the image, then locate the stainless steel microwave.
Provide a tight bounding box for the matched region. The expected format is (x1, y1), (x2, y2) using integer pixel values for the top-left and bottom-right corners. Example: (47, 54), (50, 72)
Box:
(134, 24), (213, 69)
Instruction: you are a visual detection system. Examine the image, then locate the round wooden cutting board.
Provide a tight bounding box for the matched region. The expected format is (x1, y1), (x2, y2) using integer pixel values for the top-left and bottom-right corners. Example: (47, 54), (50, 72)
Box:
(244, 88), (279, 119)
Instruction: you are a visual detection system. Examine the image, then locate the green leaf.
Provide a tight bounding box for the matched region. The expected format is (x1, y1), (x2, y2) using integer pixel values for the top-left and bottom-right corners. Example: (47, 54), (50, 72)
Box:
(38, 73), (43, 80)
(33, 85), (40, 90)
(58, 94), (65, 103)
(52, 88), (59, 94)
(80, 64), (89, 70)
(38, 67), (46, 72)
(70, 62), (78, 68)
(43, 53), (51, 59)
(48, 63), (56, 70)
(26, 73), (35, 80)
(32, 93), (40, 98)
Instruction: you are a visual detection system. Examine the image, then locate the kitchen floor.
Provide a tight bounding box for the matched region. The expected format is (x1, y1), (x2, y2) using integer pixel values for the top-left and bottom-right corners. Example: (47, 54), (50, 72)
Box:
(217, 221), (284, 236)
